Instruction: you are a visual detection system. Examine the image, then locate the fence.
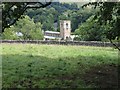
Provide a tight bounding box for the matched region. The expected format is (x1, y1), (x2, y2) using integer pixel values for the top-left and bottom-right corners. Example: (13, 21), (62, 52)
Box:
(0, 40), (117, 47)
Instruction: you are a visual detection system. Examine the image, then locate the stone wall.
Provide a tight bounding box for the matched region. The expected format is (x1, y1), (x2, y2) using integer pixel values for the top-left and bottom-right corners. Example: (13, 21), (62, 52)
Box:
(0, 40), (117, 47)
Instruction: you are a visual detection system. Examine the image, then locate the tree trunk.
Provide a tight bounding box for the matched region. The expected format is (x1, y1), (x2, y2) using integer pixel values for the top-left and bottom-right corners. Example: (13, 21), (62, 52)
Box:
(109, 39), (120, 51)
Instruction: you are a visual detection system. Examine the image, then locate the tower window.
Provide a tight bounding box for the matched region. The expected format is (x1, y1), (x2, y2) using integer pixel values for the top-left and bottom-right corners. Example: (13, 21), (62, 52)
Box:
(66, 23), (68, 30)
(66, 23), (68, 27)
(61, 23), (63, 27)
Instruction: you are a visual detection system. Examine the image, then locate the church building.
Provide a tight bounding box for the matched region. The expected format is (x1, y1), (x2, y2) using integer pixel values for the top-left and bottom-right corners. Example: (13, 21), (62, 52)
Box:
(44, 20), (72, 40)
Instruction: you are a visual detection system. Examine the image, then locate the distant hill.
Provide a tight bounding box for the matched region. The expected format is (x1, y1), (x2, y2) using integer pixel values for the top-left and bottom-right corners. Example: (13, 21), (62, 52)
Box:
(25, 2), (95, 32)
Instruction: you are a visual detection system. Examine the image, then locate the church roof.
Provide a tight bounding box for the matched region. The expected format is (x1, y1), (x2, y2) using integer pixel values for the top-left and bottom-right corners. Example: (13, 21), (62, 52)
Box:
(45, 31), (60, 34)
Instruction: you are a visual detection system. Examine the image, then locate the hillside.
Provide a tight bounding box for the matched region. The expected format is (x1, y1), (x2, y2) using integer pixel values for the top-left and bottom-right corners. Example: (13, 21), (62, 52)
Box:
(25, 2), (96, 32)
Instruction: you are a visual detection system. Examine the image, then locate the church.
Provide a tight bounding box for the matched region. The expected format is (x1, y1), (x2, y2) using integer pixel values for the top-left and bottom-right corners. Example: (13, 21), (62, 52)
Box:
(44, 20), (74, 40)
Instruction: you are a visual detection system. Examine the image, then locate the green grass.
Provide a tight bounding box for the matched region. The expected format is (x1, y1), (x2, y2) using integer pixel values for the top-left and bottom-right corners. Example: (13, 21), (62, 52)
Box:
(1, 43), (119, 88)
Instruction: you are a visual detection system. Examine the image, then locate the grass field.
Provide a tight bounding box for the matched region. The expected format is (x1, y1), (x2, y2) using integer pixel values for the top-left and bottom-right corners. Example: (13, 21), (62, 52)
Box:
(1, 43), (119, 88)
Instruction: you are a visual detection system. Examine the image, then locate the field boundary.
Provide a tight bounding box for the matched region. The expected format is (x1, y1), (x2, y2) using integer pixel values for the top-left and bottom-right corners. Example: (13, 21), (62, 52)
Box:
(0, 40), (118, 47)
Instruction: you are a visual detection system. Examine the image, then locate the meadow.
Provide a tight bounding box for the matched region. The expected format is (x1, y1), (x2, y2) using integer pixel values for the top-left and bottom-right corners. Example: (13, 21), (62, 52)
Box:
(1, 43), (119, 88)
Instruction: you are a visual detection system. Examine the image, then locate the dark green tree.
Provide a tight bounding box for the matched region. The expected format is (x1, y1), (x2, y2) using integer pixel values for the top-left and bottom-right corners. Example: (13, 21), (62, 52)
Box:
(82, 1), (120, 50)
(2, 1), (52, 32)
(75, 16), (105, 41)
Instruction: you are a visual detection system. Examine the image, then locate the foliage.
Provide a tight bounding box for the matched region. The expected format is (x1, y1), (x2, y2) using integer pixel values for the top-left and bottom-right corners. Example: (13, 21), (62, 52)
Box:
(2, 2), (52, 32)
(75, 16), (105, 41)
(2, 16), (43, 40)
(2, 2), (96, 33)
(25, 2), (81, 32)
(48, 2), (79, 14)
(25, 2), (96, 32)
(2, 28), (19, 40)
(58, 7), (96, 32)
(0, 18), (1, 34)
(29, 22), (43, 40)
(83, 1), (120, 50)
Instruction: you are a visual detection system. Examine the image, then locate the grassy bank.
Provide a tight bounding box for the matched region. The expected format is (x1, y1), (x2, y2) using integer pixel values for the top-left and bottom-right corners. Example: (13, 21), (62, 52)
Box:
(1, 43), (119, 88)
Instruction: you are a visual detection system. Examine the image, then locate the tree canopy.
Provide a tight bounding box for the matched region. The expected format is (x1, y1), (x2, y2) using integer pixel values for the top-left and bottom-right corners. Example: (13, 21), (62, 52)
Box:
(82, 1), (120, 50)
(75, 16), (106, 41)
(2, 1), (52, 32)
(2, 15), (43, 40)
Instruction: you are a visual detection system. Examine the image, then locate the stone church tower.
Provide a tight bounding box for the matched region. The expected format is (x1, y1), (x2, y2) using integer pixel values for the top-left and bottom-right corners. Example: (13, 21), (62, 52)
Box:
(60, 20), (71, 40)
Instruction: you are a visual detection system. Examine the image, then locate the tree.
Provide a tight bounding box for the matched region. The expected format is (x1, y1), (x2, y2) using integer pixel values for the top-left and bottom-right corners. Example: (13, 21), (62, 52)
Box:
(26, 7), (56, 31)
(2, 1), (52, 32)
(75, 16), (105, 41)
(59, 8), (96, 32)
(29, 22), (43, 40)
(71, 8), (96, 32)
(2, 15), (43, 40)
(0, 2), (2, 33)
(82, 1), (120, 50)
(25, 3), (80, 32)
(2, 27), (19, 40)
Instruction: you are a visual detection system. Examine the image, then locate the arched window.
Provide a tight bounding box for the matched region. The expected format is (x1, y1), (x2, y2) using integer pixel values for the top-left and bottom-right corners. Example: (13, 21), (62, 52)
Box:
(66, 23), (68, 30)
(61, 23), (63, 27)
(66, 23), (68, 27)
